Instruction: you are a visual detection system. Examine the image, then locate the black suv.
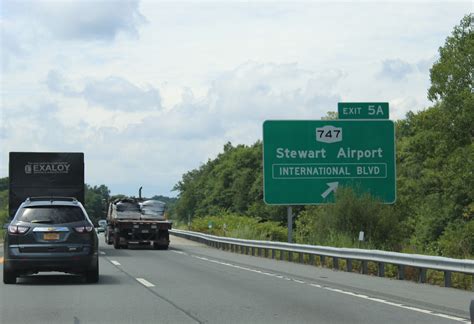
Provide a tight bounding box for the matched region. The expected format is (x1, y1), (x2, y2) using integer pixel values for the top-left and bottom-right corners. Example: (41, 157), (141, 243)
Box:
(3, 197), (99, 284)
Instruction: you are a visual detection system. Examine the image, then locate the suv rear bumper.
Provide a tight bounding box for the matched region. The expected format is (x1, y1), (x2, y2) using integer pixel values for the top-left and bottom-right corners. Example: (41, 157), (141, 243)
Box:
(5, 246), (98, 274)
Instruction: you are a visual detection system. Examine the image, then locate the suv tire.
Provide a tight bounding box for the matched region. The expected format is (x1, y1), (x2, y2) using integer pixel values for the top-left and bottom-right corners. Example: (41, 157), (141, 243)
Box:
(85, 259), (99, 283)
(3, 266), (17, 284)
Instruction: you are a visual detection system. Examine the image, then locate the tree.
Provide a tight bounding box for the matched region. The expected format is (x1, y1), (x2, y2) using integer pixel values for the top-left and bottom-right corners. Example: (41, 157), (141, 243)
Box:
(84, 184), (111, 223)
(428, 14), (473, 147)
(395, 15), (474, 254)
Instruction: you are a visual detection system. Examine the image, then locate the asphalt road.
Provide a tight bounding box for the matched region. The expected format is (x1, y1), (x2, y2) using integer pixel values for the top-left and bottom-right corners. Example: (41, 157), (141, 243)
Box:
(1, 234), (472, 324)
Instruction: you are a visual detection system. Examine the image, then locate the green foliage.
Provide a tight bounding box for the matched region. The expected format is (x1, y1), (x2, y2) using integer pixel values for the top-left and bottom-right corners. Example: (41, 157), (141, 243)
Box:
(438, 220), (474, 258)
(393, 15), (473, 256)
(429, 15), (473, 104)
(295, 187), (401, 250)
(173, 141), (287, 223)
(189, 213), (287, 242)
(0, 177), (8, 191)
(172, 15), (473, 260)
(84, 184), (110, 224)
(0, 183), (9, 227)
(428, 14), (473, 149)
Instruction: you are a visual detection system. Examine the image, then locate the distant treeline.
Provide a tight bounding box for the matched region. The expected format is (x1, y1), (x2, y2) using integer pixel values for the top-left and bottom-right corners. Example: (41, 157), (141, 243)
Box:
(171, 15), (473, 258)
(0, 181), (177, 226)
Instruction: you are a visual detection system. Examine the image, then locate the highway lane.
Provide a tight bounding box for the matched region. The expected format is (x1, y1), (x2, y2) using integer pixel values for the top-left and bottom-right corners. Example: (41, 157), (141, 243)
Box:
(1, 234), (472, 324)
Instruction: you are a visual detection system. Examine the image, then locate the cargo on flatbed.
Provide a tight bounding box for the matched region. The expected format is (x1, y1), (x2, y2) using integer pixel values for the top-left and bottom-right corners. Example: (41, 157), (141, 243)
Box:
(105, 197), (172, 250)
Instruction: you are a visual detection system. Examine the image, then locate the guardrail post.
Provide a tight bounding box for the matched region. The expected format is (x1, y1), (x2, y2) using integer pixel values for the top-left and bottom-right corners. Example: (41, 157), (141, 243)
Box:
(264, 249), (269, 258)
(245, 246), (249, 255)
(398, 265), (405, 280)
(444, 271), (451, 288)
(280, 250), (284, 261)
(419, 268), (426, 283)
(309, 254), (315, 266)
(320, 255), (325, 267)
(347, 259), (352, 272)
(361, 260), (368, 274)
(299, 253), (304, 263)
(271, 249), (275, 259)
(378, 262), (385, 277)
(333, 257), (339, 270)
(288, 251), (293, 262)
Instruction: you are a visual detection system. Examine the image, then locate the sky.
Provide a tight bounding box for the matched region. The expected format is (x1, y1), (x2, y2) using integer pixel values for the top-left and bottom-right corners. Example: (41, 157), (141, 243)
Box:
(0, 0), (471, 197)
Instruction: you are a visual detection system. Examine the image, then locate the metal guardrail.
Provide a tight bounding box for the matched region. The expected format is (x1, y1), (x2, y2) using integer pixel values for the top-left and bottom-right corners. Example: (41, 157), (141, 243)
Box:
(170, 229), (474, 289)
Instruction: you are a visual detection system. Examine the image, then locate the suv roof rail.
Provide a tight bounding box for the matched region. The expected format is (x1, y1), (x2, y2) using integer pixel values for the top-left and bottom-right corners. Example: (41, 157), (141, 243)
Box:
(27, 196), (78, 202)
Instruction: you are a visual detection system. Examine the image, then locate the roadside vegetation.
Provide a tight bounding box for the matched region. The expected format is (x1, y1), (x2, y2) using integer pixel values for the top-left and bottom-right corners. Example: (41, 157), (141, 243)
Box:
(171, 15), (473, 261)
(0, 15), (471, 286)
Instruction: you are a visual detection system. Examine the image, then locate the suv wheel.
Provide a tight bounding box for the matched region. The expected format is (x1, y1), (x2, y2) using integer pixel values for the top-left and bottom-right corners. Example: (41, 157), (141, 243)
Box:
(3, 267), (17, 284)
(85, 259), (99, 283)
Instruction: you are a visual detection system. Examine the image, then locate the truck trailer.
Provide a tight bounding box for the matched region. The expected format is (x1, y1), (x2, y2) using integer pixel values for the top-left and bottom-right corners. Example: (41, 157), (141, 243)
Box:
(8, 152), (85, 218)
(105, 198), (171, 250)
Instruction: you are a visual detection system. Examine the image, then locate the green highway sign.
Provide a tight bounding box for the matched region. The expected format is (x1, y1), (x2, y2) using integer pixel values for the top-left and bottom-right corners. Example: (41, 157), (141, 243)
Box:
(263, 120), (396, 205)
(338, 102), (389, 119)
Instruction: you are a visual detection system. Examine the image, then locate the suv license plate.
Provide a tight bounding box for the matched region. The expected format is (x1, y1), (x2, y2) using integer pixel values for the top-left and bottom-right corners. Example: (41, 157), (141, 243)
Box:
(44, 233), (60, 240)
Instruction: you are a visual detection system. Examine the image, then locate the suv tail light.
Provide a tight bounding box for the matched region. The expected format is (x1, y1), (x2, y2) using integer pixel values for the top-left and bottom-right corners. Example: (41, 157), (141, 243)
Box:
(73, 226), (94, 233)
(8, 225), (30, 234)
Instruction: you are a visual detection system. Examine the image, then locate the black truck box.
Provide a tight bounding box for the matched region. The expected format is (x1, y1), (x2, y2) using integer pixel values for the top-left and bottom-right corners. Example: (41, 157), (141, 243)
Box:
(9, 152), (85, 218)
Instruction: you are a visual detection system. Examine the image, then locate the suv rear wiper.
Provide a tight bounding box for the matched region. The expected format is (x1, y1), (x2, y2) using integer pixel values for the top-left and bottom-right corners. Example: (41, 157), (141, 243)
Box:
(30, 219), (53, 224)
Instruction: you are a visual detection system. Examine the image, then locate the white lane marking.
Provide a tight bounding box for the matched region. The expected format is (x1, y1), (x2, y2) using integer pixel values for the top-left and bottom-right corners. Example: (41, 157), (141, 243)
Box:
(190, 254), (470, 323)
(110, 260), (121, 266)
(172, 251), (187, 255)
(136, 278), (155, 287)
(99, 251), (106, 255)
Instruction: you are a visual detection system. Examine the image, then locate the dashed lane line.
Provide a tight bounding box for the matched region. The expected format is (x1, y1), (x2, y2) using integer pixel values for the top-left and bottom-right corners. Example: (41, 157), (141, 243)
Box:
(102, 253), (203, 324)
(186, 254), (469, 323)
(136, 278), (155, 287)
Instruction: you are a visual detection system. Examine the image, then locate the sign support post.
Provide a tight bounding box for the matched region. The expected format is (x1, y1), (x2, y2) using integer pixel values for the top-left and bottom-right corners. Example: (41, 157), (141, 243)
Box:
(287, 206), (293, 243)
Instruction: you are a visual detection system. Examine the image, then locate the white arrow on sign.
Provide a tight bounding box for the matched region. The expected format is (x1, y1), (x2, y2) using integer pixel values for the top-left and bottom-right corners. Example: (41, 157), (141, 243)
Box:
(321, 182), (339, 198)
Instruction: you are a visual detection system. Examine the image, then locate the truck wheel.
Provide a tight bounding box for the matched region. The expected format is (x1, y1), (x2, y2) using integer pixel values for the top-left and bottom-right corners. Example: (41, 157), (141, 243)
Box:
(113, 235), (121, 249)
(153, 243), (168, 250)
(85, 259), (99, 283)
(3, 267), (17, 284)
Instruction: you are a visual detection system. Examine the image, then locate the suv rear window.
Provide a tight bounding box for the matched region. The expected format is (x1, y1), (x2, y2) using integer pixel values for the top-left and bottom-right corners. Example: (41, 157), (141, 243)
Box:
(16, 206), (86, 224)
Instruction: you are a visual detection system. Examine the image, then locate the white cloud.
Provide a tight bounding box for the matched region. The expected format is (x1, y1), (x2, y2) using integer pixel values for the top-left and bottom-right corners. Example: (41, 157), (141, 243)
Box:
(4, 0), (146, 42)
(208, 62), (343, 123)
(1, 1), (471, 196)
(378, 59), (414, 80)
(47, 71), (162, 111)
